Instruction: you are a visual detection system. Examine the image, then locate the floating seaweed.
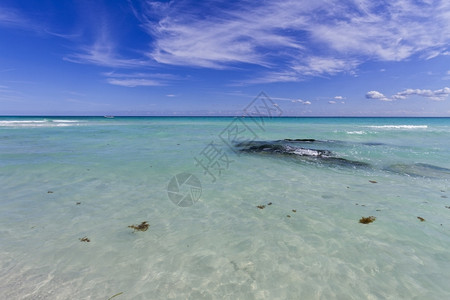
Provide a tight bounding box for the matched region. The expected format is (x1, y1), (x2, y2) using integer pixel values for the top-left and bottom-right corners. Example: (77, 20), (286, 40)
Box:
(442, 195), (448, 198)
(417, 216), (425, 222)
(257, 205), (266, 209)
(359, 216), (376, 224)
(267, 202), (272, 206)
(128, 221), (149, 232)
(369, 180), (377, 184)
(292, 209), (296, 213)
(286, 215), (291, 218)
(108, 292), (124, 300)
(79, 237), (90, 242)
(76, 202), (81, 205)
(445, 206), (450, 209)
(47, 191), (54, 193)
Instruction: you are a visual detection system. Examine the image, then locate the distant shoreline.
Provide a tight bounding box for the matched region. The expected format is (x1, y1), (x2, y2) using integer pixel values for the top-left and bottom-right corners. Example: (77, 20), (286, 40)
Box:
(1, 115), (449, 118)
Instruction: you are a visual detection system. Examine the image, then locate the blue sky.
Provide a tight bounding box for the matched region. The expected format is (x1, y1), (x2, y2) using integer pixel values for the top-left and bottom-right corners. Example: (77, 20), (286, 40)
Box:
(1, 0), (450, 116)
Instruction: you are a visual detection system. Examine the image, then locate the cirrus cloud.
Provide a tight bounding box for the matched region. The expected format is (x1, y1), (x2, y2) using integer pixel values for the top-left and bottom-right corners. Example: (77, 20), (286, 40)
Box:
(132, 0), (450, 83)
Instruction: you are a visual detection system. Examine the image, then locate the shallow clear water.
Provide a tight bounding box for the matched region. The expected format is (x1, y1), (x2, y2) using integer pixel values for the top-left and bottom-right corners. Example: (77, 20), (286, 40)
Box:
(1, 117), (449, 299)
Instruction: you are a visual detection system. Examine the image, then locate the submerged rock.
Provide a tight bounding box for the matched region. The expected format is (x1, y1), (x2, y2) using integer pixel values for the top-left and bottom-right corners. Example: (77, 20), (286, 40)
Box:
(385, 163), (450, 178)
(235, 140), (371, 168)
(283, 138), (316, 142)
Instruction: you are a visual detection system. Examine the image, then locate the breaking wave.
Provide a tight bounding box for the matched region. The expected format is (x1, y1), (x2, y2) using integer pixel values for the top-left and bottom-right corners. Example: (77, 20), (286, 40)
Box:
(366, 125), (428, 129)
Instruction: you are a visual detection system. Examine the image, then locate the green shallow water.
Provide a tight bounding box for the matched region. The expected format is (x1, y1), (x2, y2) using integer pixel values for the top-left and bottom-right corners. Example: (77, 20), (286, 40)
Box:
(0, 117), (449, 299)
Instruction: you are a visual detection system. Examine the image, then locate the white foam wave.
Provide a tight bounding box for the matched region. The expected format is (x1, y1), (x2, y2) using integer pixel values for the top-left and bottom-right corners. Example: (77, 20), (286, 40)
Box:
(51, 120), (81, 123)
(347, 131), (366, 135)
(366, 125), (428, 129)
(292, 148), (323, 156)
(0, 119), (83, 127)
(0, 120), (47, 124)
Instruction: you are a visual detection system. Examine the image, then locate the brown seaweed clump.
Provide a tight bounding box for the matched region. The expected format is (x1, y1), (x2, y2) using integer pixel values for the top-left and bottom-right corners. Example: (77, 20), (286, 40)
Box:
(128, 221), (149, 232)
(369, 180), (377, 184)
(79, 237), (90, 242)
(292, 209), (296, 213)
(256, 205), (266, 209)
(417, 216), (425, 222)
(359, 216), (376, 224)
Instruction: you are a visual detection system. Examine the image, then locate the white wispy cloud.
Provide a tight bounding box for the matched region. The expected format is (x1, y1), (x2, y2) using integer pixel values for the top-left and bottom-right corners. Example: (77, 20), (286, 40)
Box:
(63, 20), (148, 69)
(135, 0), (450, 82)
(106, 78), (163, 87)
(0, 7), (28, 28)
(65, 48), (148, 68)
(367, 87), (450, 101)
(334, 96), (344, 100)
(6, 1), (450, 86)
(0, 84), (23, 102)
(328, 101), (337, 104)
(0, 6), (46, 33)
(103, 72), (177, 87)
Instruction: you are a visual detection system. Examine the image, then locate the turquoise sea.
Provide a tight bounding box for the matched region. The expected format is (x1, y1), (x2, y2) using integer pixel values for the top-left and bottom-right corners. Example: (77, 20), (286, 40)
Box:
(1, 116), (450, 299)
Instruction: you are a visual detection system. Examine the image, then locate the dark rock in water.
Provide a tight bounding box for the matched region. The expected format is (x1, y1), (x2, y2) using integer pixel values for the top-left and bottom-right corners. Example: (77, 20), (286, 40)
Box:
(314, 156), (371, 168)
(283, 138), (316, 142)
(235, 140), (371, 168)
(240, 143), (332, 157)
(362, 142), (386, 146)
(385, 163), (450, 178)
